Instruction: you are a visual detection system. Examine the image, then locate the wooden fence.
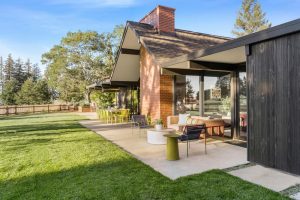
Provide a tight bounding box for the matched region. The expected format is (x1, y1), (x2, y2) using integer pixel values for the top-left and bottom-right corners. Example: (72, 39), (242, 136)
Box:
(0, 104), (77, 115)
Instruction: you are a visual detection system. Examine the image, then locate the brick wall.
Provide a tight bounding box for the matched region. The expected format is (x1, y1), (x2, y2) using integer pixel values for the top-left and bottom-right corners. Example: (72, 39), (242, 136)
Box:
(160, 75), (174, 125)
(140, 46), (161, 121)
(140, 5), (175, 33)
(140, 46), (174, 125)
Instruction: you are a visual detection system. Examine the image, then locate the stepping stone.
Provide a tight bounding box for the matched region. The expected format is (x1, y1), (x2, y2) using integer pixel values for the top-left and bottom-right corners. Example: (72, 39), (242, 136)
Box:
(291, 192), (300, 200)
(229, 165), (300, 192)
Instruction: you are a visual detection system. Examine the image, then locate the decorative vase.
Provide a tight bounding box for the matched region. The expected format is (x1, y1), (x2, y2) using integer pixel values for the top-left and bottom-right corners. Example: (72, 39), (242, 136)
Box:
(155, 124), (163, 130)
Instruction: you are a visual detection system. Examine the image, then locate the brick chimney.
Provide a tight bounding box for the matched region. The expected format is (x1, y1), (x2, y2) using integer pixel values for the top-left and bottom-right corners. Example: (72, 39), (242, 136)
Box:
(140, 5), (175, 33)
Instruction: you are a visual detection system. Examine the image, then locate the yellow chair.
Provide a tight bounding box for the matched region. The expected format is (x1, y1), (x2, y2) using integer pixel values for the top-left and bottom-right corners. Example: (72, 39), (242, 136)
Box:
(117, 109), (130, 123)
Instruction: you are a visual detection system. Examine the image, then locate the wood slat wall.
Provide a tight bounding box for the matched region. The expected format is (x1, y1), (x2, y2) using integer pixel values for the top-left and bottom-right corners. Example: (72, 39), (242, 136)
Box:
(247, 32), (300, 175)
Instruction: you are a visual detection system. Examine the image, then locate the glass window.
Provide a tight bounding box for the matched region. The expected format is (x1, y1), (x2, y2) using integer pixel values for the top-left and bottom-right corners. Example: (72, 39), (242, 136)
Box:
(174, 73), (231, 118)
(174, 75), (199, 115)
(204, 74), (231, 118)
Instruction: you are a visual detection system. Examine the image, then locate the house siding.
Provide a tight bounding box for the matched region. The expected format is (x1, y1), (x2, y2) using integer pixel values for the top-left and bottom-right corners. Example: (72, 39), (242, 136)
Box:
(247, 31), (300, 175)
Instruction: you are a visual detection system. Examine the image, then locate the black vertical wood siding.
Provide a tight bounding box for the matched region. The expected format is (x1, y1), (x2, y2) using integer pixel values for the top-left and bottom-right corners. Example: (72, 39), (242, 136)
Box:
(247, 32), (300, 175)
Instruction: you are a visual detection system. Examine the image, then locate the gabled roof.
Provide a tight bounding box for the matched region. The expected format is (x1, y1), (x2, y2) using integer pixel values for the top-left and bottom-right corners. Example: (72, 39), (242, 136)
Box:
(127, 21), (231, 64)
(110, 21), (231, 83)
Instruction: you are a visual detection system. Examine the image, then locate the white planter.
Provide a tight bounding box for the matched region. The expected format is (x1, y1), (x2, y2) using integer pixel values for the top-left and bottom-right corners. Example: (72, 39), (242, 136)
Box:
(155, 124), (163, 130)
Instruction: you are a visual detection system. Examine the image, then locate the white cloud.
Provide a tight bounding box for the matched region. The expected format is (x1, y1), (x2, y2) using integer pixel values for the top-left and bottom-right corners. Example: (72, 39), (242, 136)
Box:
(48, 0), (138, 8)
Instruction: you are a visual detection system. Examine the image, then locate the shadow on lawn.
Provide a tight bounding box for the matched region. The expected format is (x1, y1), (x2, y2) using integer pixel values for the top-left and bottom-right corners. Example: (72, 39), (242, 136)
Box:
(0, 157), (287, 200)
(0, 157), (172, 200)
(0, 112), (78, 121)
(0, 123), (84, 136)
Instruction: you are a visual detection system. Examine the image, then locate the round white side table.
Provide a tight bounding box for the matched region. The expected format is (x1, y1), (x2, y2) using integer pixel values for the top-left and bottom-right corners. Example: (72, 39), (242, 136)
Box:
(147, 128), (175, 145)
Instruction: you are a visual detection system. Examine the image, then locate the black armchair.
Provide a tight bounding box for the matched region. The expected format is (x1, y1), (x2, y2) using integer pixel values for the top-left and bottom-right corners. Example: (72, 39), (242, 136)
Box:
(178, 124), (207, 157)
(131, 115), (152, 135)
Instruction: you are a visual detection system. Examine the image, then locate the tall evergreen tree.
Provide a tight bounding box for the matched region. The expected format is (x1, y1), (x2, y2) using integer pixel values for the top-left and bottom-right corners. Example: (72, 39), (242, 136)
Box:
(1, 78), (18, 105)
(3, 54), (14, 82)
(232, 0), (271, 37)
(25, 59), (32, 79)
(34, 79), (51, 104)
(0, 56), (3, 94)
(16, 78), (36, 105)
(13, 58), (26, 90)
(31, 64), (41, 81)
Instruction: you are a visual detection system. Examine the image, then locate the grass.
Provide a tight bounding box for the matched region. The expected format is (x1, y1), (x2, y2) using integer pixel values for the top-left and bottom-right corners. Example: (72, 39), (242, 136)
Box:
(0, 113), (289, 200)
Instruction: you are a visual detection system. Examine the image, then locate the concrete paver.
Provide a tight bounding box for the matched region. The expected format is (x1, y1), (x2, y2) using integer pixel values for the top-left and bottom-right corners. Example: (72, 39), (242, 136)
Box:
(229, 165), (300, 192)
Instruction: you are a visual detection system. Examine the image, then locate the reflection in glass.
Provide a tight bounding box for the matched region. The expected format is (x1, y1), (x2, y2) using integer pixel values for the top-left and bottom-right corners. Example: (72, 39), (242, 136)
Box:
(239, 72), (247, 140)
(174, 75), (199, 115)
(204, 74), (231, 118)
(174, 74), (232, 118)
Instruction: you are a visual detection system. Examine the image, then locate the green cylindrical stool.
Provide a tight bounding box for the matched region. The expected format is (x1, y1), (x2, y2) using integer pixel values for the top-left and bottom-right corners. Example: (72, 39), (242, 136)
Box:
(163, 133), (180, 161)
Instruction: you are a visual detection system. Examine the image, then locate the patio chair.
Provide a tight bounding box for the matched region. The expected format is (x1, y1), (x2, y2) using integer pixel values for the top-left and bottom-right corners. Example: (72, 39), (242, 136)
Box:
(131, 115), (152, 135)
(178, 124), (207, 157)
(117, 109), (130, 123)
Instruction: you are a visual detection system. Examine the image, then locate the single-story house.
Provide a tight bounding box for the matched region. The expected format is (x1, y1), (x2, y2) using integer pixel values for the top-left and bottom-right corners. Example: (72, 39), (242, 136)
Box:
(92, 5), (300, 176)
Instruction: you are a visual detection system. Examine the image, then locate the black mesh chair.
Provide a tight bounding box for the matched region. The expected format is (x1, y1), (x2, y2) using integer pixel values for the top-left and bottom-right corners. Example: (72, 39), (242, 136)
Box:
(131, 115), (152, 135)
(178, 124), (207, 157)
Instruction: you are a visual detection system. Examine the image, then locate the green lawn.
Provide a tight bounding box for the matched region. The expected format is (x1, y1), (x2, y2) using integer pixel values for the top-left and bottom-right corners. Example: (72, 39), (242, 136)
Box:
(0, 113), (288, 199)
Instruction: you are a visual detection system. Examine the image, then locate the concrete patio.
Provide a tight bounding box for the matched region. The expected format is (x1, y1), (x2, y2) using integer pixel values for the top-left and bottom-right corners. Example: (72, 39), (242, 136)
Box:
(79, 118), (248, 180)
(77, 113), (300, 198)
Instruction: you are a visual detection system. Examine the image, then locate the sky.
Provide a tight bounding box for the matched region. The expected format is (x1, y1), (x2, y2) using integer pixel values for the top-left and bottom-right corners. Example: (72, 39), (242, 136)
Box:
(0, 0), (299, 72)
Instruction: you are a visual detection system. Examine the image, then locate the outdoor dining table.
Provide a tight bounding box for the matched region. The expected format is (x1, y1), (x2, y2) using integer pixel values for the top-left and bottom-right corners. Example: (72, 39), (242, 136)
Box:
(163, 133), (180, 161)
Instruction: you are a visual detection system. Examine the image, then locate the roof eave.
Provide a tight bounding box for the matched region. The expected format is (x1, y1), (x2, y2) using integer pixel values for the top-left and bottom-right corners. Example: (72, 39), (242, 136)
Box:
(163, 18), (300, 67)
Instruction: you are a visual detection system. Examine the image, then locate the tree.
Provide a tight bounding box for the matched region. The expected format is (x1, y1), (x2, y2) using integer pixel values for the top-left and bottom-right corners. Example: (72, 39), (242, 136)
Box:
(3, 54), (14, 82)
(16, 78), (36, 105)
(0, 56), (3, 94)
(90, 91), (115, 109)
(16, 78), (51, 105)
(25, 59), (32, 79)
(42, 25), (124, 104)
(31, 64), (41, 81)
(215, 75), (231, 98)
(1, 78), (18, 105)
(185, 80), (194, 104)
(232, 0), (271, 37)
(13, 58), (26, 90)
(34, 79), (51, 104)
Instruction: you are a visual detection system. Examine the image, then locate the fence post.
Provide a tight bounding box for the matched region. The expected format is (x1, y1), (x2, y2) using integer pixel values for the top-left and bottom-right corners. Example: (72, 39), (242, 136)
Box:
(60, 105), (62, 111)
(48, 105), (50, 113)
(33, 105), (35, 113)
(15, 106), (17, 115)
(6, 106), (8, 115)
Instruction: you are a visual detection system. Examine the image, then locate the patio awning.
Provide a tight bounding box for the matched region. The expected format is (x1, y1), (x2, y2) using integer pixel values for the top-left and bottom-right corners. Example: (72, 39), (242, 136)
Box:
(87, 79), (139, 92)
(162, 18), (300, 69)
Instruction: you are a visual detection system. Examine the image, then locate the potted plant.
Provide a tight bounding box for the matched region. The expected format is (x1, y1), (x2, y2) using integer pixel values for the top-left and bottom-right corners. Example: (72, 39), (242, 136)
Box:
(155, 119), (163, 130)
